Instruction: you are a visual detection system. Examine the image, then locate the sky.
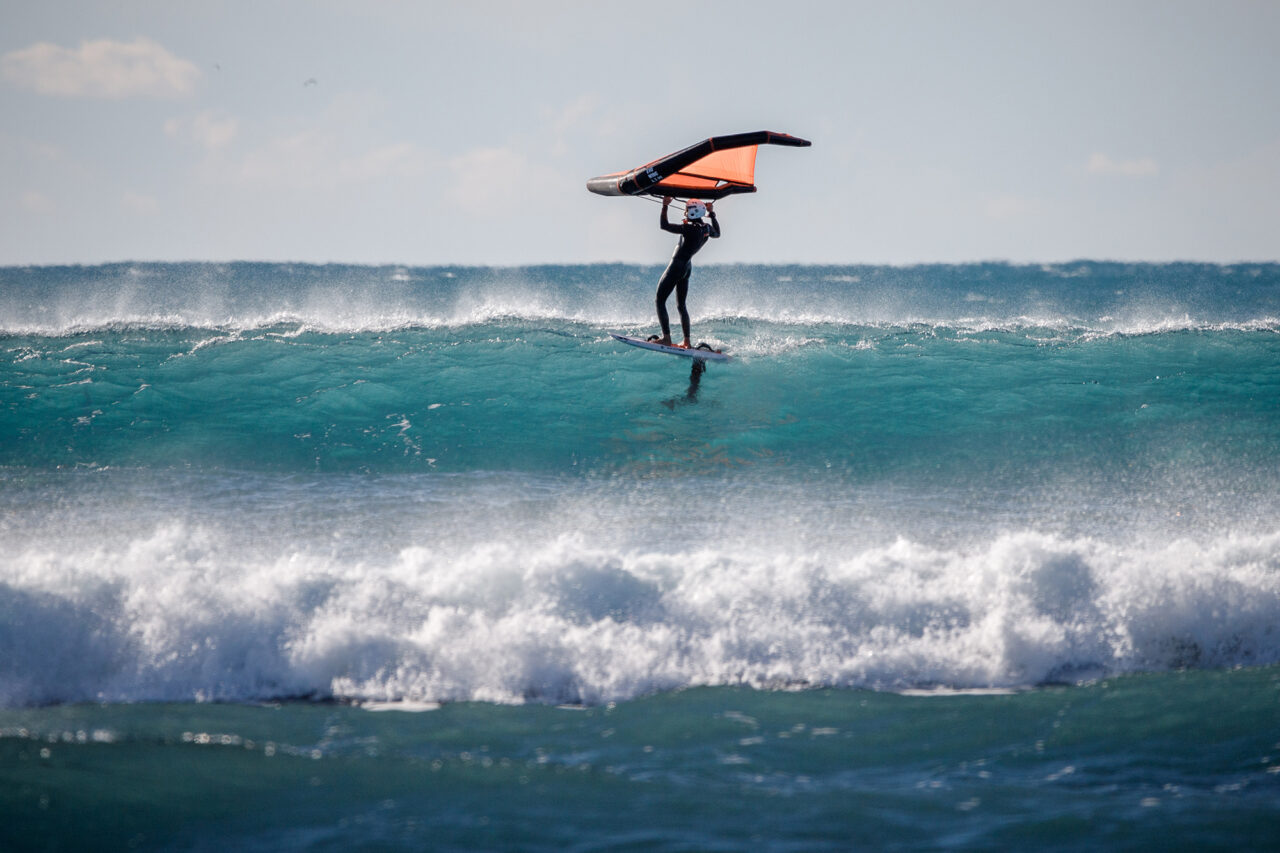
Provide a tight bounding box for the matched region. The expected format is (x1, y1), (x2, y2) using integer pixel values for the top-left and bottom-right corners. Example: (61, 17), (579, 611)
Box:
(2, 0), (1278, 266)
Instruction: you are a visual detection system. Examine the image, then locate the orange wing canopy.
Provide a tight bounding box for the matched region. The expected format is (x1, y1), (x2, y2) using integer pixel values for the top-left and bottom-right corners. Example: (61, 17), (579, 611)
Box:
(586, 131), (810, 201)
(655, 146), (759, 196)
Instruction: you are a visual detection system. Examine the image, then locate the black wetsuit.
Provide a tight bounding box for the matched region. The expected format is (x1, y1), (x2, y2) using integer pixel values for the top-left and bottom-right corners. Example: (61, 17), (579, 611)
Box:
(656, 205), (720, 343)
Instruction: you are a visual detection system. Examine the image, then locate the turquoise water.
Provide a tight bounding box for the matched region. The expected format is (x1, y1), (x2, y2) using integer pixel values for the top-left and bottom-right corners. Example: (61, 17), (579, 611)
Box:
(2, 262), (1279, 848)
(5, 319), (1278, 481)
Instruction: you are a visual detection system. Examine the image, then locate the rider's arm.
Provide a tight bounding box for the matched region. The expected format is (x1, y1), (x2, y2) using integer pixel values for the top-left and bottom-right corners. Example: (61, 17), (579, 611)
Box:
(660, 197), (682, 234)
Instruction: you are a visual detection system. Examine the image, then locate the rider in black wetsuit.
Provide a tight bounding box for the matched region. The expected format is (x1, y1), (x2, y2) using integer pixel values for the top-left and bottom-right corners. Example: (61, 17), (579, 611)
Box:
(655, 196), (720, 347)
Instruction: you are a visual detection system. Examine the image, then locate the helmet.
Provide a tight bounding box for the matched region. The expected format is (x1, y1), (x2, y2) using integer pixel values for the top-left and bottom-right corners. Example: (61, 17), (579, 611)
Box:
(685, 199), (707, 220)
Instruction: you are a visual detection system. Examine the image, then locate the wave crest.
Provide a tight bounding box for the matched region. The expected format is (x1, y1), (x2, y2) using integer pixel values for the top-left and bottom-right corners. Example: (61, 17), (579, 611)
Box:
(4, 261), (1280, 336)
(4, 526), (1278, 707)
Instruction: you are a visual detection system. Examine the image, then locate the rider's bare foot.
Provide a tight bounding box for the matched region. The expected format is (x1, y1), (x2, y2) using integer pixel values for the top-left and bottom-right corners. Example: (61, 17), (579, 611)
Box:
(658, 335), (673, 346)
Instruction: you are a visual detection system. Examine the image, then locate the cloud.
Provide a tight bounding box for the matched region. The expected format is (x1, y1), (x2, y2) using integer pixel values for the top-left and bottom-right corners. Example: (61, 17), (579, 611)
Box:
(543, 94), (601, 156)
(446, 146), (569, 218)
(984, 194), (1034, 220)
(121, 191), (160, 215)
(165, 110), (239, 150)
(1087, 152), (1159, 177)
(20, 190), (55, 215)
(448, 147), (528, 213)
(194, 89), (436, 192)
(2, 37), (200, 99)
(233, 131), (432, 191)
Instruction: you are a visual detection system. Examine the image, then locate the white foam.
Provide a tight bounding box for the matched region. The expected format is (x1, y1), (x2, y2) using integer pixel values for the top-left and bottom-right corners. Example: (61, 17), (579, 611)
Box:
(360, 700), (441, 712)
(5, 302), (1277, 341)
(3, 520), (1278, 708)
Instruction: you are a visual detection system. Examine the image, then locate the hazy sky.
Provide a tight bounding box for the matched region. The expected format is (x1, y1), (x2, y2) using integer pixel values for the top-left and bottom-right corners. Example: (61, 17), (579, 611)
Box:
(3, 0), (1278, 265)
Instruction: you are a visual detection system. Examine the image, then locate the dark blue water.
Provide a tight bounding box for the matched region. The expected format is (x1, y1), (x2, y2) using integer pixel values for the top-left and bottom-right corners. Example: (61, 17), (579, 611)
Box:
(3, 671), (1278, 851)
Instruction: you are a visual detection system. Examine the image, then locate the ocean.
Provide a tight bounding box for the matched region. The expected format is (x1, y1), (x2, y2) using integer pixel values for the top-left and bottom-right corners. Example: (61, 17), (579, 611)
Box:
(2, 261), (1278, 850)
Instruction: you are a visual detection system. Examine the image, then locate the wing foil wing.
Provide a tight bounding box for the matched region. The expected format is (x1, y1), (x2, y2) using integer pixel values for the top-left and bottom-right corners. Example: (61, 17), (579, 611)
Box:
(586, 131), (810, 200)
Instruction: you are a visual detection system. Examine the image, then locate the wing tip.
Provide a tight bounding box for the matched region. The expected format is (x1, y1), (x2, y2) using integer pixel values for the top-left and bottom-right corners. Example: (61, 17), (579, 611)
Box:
(766, 131), (812, 147)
